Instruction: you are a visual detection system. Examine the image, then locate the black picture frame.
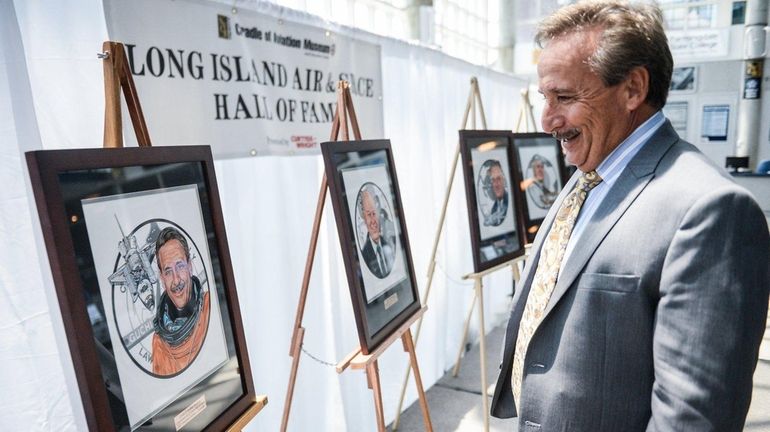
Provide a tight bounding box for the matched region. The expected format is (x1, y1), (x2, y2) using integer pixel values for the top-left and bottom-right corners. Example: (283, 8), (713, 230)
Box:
(512, 132), (569, 241)
(321, 139), (421, 354)
(26, 146), (256, 431)
(459, 130), (527, 272)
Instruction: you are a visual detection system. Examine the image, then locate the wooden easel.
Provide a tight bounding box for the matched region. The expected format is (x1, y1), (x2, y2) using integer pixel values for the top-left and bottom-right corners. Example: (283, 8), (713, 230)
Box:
(392, 77), (528, 432)
(225, 396), (268, 432)
(281, 81), (433, 432)
(101, 41), (267, 430)
(101, 41), (152, 148)
(515, 87), (537, 133)
(336, 307), (431, 432)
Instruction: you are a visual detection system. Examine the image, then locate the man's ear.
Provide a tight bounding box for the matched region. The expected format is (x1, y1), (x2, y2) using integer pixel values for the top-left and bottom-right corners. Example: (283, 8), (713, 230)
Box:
(623, 66), (649, 111)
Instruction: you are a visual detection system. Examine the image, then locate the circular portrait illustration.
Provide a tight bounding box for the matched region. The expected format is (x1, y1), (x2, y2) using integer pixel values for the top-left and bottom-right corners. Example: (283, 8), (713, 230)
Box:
(109, 220), (211, 378)
(521, 154), (559, 210)
(354, 182), (397, 279)
(476, 159), (509, 227)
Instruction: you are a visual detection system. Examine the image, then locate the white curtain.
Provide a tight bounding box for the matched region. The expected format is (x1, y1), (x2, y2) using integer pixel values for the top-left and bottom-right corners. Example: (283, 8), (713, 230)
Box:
(0, 1), (527, 430)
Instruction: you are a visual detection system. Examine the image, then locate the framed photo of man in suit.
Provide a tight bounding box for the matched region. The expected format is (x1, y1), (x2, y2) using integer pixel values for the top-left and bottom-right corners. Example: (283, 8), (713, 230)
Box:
(512, 133), (568, 241)
(26, 146), (258, 431)
(459, 130), (527, 272)
(321, 139), (421, 354)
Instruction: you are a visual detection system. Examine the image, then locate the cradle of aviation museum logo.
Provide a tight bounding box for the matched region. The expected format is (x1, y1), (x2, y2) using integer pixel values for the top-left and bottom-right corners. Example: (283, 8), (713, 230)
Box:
(218, 14), (231, 39)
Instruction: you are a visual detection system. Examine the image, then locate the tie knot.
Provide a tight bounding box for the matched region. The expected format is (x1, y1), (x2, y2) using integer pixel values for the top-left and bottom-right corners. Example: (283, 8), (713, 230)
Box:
(576, 170), (602, 192)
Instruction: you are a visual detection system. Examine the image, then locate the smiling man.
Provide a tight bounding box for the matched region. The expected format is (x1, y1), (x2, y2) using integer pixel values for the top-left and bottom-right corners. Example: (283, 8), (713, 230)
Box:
(491, 1), (770, 430)
(359, 187), (395, 279)
(485, 160), (509, 226)
(152, 226), (210, 375)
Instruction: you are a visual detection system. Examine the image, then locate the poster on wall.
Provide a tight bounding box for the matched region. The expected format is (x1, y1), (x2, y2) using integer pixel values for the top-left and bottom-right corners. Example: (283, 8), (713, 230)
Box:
(701, 104), (730, 141)
(321, 139), (421, 354)
(670, 66), (697, 93)
(668, 29), (729, 59)
(663, 101), (689, 137)
(26, 146), (258, 431)
(459, 130), (526, 272)
(104, 0), (384, 158)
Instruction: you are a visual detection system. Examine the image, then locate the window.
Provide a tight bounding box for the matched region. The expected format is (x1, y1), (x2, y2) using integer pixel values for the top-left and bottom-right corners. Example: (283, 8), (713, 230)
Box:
(660, 0), (718, 30)
(434, 0), (500, 66)
(268, 0), (411, 40)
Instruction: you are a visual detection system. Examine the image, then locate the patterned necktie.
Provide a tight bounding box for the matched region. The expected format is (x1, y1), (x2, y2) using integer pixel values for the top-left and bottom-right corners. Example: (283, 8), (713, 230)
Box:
(376, 243), (387, 274)
(511, 170), (602, 407)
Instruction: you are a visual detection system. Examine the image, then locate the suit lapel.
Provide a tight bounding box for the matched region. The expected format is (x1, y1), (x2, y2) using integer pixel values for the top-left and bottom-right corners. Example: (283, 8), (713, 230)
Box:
(518, 174), (579, 288)
(541, 121), (680, 318)
(498, 173), (579, 369)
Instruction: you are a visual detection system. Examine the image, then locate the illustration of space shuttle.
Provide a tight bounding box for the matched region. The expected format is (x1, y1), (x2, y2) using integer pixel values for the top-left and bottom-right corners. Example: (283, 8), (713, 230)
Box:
(108, 216), (160, 312)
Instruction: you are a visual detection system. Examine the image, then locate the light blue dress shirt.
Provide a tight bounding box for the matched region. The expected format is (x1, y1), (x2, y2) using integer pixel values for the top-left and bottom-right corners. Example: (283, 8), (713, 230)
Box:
(561, 111), (666, 268)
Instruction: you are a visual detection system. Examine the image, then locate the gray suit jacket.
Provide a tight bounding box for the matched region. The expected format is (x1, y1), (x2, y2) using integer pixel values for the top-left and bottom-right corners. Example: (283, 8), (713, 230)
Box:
(490, 121), (770, 431)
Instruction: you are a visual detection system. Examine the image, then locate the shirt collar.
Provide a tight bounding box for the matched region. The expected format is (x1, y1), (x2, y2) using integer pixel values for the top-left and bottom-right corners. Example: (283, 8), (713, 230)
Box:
(593, 111), (665, 187)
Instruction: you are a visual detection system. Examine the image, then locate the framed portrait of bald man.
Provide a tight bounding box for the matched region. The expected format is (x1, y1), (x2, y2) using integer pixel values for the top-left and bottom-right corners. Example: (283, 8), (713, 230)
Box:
(26, 146), (258, 431)
(459, 130), (527, 272)
(321, 139), (421, 354)
(512, 133), (568, 241)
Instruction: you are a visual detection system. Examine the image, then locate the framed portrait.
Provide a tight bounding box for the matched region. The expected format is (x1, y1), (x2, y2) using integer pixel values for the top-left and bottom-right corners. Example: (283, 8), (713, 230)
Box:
(459, 130), (527, 273)
(321, 139), (421, 354)
(670, 66), (697, 93)
(512, 133), (568, 241)
(26, 146), (257, 431)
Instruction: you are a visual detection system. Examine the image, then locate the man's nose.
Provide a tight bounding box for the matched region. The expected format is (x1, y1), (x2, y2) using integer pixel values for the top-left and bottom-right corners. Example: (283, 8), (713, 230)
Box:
(172, 269), (182, 285)
(541, 102), (564, 133)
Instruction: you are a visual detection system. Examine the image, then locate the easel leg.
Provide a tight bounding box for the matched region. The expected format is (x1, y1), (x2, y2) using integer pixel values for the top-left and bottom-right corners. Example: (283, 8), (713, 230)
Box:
(394, 77), (489, 428)
(476, 278), (490, 432)
(394, 143), (462, 430)
(281, 327), (305, 432)
(402, 329), (433, 432)
(452, 289), (477, 377)
(367, 361), (386, 432)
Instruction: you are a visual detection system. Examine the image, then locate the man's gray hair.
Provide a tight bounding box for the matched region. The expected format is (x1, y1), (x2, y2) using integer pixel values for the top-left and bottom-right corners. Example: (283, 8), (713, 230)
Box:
(535, 0), (673, 110)
(358, 184), (380, 218)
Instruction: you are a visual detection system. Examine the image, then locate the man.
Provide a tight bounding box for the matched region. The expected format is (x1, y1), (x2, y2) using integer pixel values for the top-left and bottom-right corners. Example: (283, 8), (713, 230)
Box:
(485, 160), (509, 226)
(521, 155), (558, 209)
(152, 227), (210, 375)
(490, 1), (770, 430)
(359, 187), (394, 279)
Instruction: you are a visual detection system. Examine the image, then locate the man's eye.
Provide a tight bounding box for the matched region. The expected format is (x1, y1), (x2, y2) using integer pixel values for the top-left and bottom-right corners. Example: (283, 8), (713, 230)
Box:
(557, 95), (574, 102)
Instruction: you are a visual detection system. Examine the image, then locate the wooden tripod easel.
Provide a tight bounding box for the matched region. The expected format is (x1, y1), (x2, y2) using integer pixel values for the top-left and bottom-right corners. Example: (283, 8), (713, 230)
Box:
(515, 87), (537, 133)
(281, 81), (432, 432)
(101, 41), (152, 148)
(100, 40), (267, 428)
(391, 77), (527, 432)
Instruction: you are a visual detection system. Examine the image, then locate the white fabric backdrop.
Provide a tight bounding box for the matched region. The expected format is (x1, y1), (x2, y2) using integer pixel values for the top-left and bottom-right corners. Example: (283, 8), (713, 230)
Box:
(0, 0), (527, 430)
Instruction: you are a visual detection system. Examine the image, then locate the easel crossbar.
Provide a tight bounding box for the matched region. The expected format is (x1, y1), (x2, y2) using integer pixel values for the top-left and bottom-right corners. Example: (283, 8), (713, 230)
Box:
(338, 306), (427, 372)
(462, 254), (528, 281)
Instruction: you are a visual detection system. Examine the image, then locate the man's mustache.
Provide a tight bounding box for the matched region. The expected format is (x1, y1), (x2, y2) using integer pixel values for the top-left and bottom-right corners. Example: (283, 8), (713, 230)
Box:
(551, 128), (581, 141)
(170, 280), (186, 294)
